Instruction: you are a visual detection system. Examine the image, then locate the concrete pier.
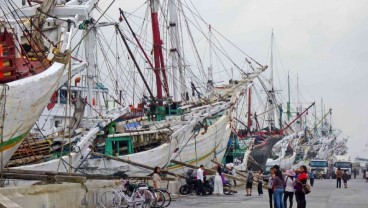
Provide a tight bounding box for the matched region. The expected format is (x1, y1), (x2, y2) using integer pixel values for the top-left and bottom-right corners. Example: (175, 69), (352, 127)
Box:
(0, 178), (366, 207)
(171, 178), (368, 208)
(0, 179), (178, 208)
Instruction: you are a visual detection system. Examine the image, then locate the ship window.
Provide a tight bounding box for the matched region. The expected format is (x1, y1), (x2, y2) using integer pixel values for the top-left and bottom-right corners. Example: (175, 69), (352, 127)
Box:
(55, 120), (61, 128)
(117, 141), (128, 155)
(111, 140), (132, 156)
(60, 90), (67, 104)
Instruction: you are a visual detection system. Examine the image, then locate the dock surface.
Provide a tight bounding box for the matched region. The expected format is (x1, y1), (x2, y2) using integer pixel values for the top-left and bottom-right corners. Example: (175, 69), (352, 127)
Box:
(171, 178), (368, 208)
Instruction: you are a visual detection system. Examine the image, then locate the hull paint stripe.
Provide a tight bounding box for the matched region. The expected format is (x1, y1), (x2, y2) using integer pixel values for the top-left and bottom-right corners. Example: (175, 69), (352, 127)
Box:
(0, 132), (28, 151)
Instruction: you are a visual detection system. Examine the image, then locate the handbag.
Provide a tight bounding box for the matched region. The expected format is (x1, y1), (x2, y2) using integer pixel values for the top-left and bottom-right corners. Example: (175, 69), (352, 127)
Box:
(302, 183), (311, 194)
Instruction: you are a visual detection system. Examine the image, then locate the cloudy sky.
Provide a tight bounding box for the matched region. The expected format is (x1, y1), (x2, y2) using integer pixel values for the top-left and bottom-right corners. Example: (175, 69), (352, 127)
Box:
(108, 0), (368, 158)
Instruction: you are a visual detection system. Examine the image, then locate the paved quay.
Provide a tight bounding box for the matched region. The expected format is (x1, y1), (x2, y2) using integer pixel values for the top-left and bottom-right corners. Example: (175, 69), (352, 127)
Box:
(170, 178), (368, 208)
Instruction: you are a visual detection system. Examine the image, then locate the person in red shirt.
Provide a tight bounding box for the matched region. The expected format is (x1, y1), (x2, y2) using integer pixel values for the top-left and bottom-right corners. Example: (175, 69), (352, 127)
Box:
(295, 165), (308, 208)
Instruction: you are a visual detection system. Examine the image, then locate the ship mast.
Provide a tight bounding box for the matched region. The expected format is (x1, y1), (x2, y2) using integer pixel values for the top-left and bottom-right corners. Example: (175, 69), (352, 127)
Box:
(207, 25), (214, 93)
(287, 72), (291, 121)
(267, 30), (276, 131)
(84, 24), (96, 119)
(297, 74), (303, 131)
(150, 0), (169, 106)
(168, 0), (185, 102)
(247, 86), (252, 133)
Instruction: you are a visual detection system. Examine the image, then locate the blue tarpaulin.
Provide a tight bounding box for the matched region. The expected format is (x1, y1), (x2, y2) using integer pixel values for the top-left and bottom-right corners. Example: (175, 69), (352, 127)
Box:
(124, 122), (141, 130)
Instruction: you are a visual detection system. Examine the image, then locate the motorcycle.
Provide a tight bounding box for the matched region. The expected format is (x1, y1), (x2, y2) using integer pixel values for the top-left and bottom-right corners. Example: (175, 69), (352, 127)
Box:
(179, 176), (213, 195)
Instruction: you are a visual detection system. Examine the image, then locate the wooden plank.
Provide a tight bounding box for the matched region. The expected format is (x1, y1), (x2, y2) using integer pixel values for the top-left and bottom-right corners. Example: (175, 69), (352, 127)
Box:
(91, 152), (186, 179)
(1, 169), (176, 181)
(55, 175), (86, 183)
(0, 173), (48, 181)
(18, 140), (49, 147)
(210, 159), (248, 178)
(170, 159), (247, 182)
(0, 194), (22, 208)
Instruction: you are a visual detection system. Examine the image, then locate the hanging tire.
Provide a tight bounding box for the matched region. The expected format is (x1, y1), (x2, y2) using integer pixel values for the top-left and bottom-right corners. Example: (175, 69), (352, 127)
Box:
(179, 185), (191, 195)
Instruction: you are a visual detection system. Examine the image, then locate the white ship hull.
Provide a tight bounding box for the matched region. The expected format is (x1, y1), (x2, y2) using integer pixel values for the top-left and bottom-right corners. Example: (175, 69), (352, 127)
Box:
(83, 108), (231, 175)
(13, 63), (266, 177)
(0, 62), (65, 167)
(266, 152), (297, 170)
(14, 103), (231, 176)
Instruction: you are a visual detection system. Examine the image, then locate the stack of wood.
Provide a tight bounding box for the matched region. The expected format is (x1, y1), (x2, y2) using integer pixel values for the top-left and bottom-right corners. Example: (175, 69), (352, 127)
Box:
(6, 137), (51, 167)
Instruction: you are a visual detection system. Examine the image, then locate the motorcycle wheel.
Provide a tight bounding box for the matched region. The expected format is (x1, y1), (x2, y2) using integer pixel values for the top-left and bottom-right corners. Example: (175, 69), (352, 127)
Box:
(203, 185), (213, 195)
(179, 185), (191, 195)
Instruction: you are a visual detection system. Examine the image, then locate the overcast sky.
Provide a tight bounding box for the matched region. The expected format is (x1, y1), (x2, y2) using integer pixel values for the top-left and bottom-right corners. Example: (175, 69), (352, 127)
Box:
(110, 0), (368, 158)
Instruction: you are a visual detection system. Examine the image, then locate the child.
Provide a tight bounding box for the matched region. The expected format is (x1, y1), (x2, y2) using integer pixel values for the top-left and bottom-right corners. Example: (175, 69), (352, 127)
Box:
(342, 170), (349, 188)
(258, 170), (264, 196)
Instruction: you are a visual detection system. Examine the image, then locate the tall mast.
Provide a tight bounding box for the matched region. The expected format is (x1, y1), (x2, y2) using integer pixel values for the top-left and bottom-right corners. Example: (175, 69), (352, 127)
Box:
(287, 71), (291, 121)
(84, 25), (96, 119)
(168, 0), (184, 102)
(247, 86), (252, 133)
(267, 30), (276, 130)
(314, 104), (317, 136)
(297, 74), (303, 131)
(150, 0), (169, 105)
(207, 25), (214, 93)
(321, 98), (324, 135)
(329, 109), (332, 133)
(270, 30), (274, 92)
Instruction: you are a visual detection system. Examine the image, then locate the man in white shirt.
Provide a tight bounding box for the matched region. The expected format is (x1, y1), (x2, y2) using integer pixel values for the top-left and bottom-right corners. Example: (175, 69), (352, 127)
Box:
(196, 165), (205, 195)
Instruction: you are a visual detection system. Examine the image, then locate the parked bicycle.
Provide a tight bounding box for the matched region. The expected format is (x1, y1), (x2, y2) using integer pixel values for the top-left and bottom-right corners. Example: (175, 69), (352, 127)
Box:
(122, 180), (173, 208)
(99, 179), (155, 208)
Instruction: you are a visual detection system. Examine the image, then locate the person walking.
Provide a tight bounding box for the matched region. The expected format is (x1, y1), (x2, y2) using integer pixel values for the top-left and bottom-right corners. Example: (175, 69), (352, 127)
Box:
(336, 167), (343, 188)
(213, 165), (224, 196)
(295, 165), (308, 208)
(267, 167), (275, 208)
(342, 170), (349, 188)
(273, 169), (284, 208)
(365, 170), (368, 182)
(284, 170), (296, 208)
(245, 168), (254, 196)
(152, 166), (162, 189)
(308, 171), (315, 187)
(353, 168), (357, 179)
(230, 167), (237, 187)
(258, 169), (264, 196)
(196, 165), (205, 195)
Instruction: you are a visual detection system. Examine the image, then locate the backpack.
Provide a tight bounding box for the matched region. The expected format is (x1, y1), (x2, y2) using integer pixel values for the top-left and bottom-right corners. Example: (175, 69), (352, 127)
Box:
(247, 172), (253, 183)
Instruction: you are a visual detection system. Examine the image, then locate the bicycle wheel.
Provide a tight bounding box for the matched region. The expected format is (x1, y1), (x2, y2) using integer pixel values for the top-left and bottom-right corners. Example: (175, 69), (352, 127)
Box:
(223, 184), (233, 195)
(99, 190), (121, 208)
(152, 190), (165, 208)
(133, 189), (156, 208)
(160, 190), (172, 207)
